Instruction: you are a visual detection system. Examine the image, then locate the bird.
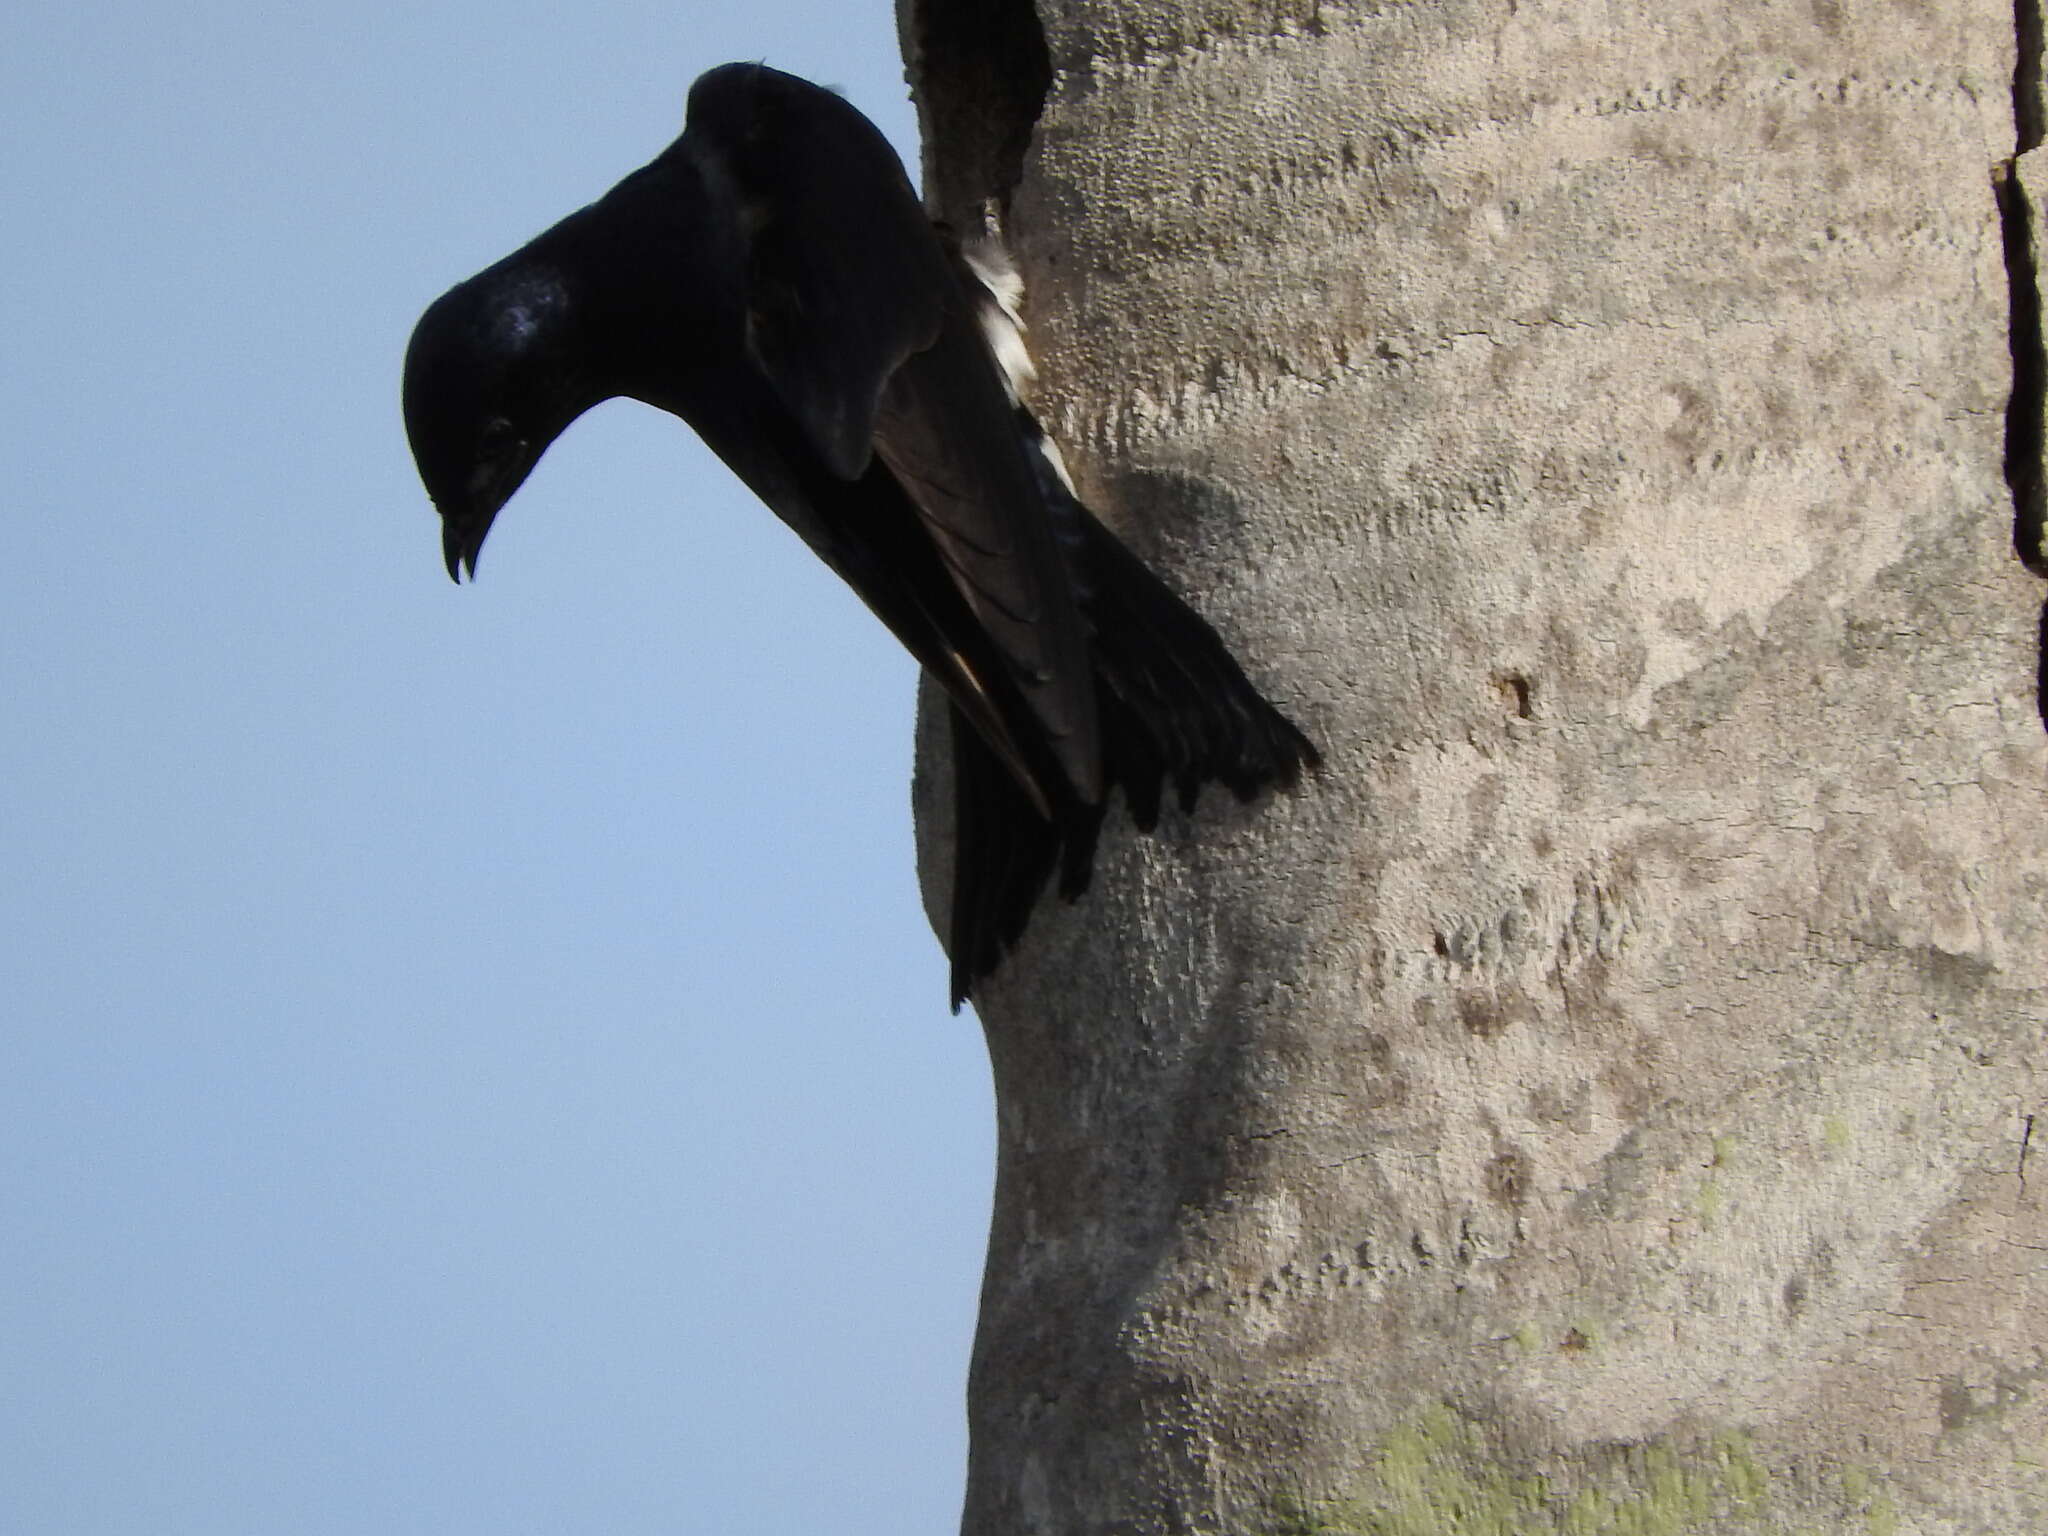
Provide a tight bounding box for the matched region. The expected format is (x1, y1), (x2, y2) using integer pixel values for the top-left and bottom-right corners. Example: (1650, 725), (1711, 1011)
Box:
(402, 62), (1318, 1008)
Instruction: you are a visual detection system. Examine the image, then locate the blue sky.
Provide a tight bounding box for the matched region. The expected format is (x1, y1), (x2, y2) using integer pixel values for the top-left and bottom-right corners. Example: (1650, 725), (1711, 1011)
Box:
(3, 5), (994, 1532)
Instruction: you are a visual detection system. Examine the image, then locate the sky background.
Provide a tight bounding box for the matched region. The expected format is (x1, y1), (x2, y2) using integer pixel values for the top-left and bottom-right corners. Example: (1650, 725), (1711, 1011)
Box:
(3, 5), (996, 1532)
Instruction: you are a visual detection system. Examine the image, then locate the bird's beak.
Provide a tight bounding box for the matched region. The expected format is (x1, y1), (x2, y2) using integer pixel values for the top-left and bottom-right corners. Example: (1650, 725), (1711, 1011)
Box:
(440, 451), (531, 582)
(441, 509), (491, 582)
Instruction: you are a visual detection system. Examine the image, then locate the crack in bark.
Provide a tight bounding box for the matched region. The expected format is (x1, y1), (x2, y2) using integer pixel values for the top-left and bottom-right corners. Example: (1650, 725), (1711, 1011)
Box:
(1996, 165), (2045, 578)
(1998, 0), (2048, 726)
(2019, 0), (2045, 153)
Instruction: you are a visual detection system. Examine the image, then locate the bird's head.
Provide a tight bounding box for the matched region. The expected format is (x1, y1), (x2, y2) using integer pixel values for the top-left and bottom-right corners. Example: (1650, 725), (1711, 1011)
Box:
(403, 263), (590, 580)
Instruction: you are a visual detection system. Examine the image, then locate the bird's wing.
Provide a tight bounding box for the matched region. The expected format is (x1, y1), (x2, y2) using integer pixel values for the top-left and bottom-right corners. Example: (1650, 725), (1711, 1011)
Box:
(685, 63), (949, 481)
(686, 64), (1101, 804)
(867, 318), (1100, 803)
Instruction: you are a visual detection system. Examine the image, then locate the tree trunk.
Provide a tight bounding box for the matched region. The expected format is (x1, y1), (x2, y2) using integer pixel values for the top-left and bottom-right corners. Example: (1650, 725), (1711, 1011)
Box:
(903, 2), (2048, 1531)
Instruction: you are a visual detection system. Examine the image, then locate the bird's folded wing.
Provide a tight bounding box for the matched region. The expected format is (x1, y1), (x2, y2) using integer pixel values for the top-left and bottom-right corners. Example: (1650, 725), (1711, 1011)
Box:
(689, 64), (1101, 805)
(870, 327), (1102, 806)
(686, 63), (950, 481)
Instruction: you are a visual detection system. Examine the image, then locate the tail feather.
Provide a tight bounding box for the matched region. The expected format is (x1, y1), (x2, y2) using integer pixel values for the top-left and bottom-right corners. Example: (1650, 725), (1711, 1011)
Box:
(946, 481), (1318, 1009)
(1074, 504), (1319, 808)
(948, 702), (1070, 1009)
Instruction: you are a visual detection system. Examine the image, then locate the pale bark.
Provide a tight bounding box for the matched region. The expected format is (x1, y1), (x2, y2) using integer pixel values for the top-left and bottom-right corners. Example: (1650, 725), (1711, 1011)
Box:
(904, 2), (2048, 1531)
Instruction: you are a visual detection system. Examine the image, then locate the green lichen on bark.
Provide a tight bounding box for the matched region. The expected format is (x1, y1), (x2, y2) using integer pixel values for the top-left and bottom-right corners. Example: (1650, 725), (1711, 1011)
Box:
(1259, 1408), (1905, 1536)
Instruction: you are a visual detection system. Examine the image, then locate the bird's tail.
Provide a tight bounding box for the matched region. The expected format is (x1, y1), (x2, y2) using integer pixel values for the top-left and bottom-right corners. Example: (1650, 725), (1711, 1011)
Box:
(947, 486), (1318, 1009)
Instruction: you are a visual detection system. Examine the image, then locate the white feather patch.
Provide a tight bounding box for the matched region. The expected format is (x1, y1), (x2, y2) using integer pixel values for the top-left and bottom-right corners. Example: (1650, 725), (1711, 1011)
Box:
(1030, 425), (1078, 497)
(960, 235), (1081, 499)
(960, 237), (1037, 404)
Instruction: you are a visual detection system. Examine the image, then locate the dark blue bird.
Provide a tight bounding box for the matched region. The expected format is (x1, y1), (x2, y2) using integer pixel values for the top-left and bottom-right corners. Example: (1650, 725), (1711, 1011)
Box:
(403, 63), (1317, 1006)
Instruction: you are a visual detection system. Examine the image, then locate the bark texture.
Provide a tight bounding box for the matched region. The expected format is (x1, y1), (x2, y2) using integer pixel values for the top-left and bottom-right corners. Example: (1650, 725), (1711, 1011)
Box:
(903, 2), (2048, 1531)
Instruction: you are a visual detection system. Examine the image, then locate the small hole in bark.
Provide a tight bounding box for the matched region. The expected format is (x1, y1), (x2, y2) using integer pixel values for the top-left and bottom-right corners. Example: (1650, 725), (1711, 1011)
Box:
(1497, 673), (1533, 718)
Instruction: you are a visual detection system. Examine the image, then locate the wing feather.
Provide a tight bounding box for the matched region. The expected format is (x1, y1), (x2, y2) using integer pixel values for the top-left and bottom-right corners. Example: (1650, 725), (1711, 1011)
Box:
(686, 63), (948, 480)
(687, 63), (1101, 805)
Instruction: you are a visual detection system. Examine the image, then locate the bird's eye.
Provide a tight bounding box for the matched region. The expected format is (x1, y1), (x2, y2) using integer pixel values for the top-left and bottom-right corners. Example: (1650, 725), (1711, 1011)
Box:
(480, 417), (520, 459)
